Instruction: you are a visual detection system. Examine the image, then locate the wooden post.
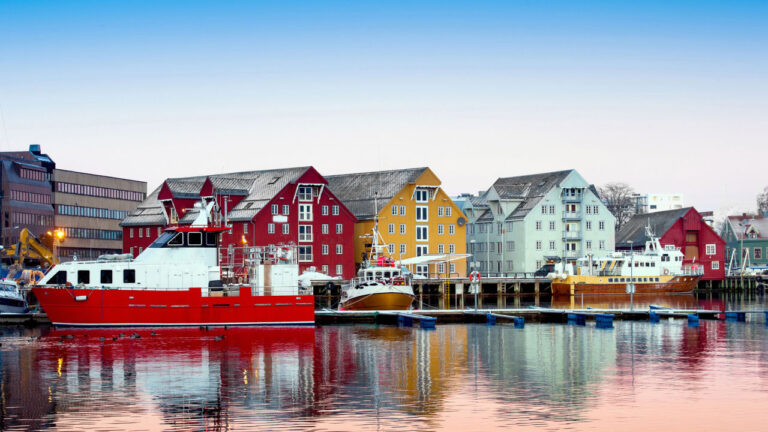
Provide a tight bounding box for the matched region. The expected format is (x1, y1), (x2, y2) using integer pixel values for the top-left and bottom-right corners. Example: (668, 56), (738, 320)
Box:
(535, 281), (540, 294)
(514, 282), (521, 294)
(497, 281), (503, 295)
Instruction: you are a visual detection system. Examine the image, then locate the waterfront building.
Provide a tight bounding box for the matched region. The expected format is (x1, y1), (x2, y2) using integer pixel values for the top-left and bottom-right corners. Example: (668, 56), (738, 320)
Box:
(326, 167), (466, 278)
(0, 145), (55, 246)
(633, 193), (684, 214)
(121, 167), (357, 278)
(616, 207), (725, 281)
(722, 214), (768, 270)
(466, 169), (615, 276)
(53, 169), (146, 261)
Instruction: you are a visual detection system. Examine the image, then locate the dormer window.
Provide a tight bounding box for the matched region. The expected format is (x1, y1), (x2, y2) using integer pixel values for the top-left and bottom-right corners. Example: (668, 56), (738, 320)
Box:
(298, 186), (313, 201)
(415, 189), (429, 202)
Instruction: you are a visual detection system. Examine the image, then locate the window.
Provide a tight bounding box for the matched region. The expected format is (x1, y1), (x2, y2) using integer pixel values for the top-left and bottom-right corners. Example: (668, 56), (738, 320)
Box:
(599, 240), (606, 250)
(507, 241), (515, 251)
(299, 225), (312, 242)
(145, 227), (150, 237)
(321, 265), (329, 274)
(756, 248), (763, 260)
(549, 205), (555, 214)
(549, 221), (555, 231)
(298, 246), (313, 262)
(438, 263), (445, 274)
(594, 206), (599, 214)
(123, 269), (136, 283)
(336, 264), (343, 275)
(449, 225), (455, 235)
(77, 270), (90, 285)
(271, 204), (278, 215)
(449, 243), (455, 253)
(388, 243), (395, 254)
(438, 244), (445, 254)
(416, 245), (428, 256)
(536, 260), (542, 270)
(400, 224), (406, 235)
(282, 224), (290, 235)
(541, 205), (547, 214)
(268, 223), (275, 234)
(536, 221), (542, 230)
(705, 244), (716, 255)
(299, 204), (312, 221)
(130, 228), (134, 238)
(416, 226), (428, 241)
(400, 244), (406, 255)
(586, 206), (591, 215)
(243, 224), (248, 234)
(388, 223), (395, 234)
(188, 232), (202, 245)
(138, 228), (143, 238)
(399, 205), (406, 216)
(438, 207), (444, 217)
(438, 224), (444, 235)
(416, 206), (428, 222)
(599, 221), (605, 231)
(446, 207), (452, 217)
(549, 241), (556, 250)
(168, 233), (183, 246)
(322, 205), (329, 215)
(336, 244), (343, 254)
(332, 205), (339, 215)
(586, 240), (592, 250)
(586, 221), (592, 231)
(298, 186), (313, 201)
(322, 224), (329, 234)
(336, 224), (343, 234)
(536, 241), (542, 250)
(415, 189), (429, 202)
(322, 244), (329, 255)
(100, 270), (112, 284)
(157, 227), (162, 236)
(282, 205), (289, 215)
(450, 263), (456, 274)
(392, 206), (397, 216)
(712, 261), (720, 270)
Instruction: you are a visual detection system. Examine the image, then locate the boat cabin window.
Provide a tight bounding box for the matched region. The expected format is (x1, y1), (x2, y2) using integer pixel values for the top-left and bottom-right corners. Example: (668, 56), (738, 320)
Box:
(661, 254), (669, 262)
(77, 270), (90, 284)
(188, 232), (202, 246)
(384, 271), (391, 278)
(48, 270), (67, 285)
(150, 232), (176, 248)
(168, 233), (184, 246)
(609, 278), (613, 282)
(375, 271), (383, 279)
(123, 269), (136, 284)
(206, 232), (218, 246)
(101, 270), (112, 284)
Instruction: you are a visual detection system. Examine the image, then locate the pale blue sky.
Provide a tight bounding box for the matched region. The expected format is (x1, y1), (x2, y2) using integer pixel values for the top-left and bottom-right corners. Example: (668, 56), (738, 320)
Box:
(0, 1), (766, 213)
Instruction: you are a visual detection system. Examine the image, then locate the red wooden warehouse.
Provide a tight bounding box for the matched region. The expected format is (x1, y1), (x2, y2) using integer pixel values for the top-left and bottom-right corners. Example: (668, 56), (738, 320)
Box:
(120, 166), (357, 279)
(616, 207), (726, 282)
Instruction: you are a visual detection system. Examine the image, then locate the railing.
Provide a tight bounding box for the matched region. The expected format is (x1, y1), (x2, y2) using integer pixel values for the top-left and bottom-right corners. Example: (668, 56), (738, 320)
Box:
(36, 283), (313, 296)
(562, 194), (583, 203)
(562, 231), (582, 240)
(562, 211), (582, 220)
(565, 250), (582, 259)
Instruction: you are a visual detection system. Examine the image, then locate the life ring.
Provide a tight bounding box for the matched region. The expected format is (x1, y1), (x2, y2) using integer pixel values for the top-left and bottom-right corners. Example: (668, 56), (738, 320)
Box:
(469, 271), (481, 283)
(663, 268), (669, 275)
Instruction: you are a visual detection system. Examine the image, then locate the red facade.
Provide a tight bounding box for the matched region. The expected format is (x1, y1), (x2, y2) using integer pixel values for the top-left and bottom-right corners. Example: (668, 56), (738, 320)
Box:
(122, 167), (357, 279)
(657, 208), (725, 281)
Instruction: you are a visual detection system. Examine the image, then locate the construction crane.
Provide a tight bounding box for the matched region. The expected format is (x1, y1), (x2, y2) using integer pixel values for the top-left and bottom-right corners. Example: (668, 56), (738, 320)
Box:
(1, 228), (60, 285)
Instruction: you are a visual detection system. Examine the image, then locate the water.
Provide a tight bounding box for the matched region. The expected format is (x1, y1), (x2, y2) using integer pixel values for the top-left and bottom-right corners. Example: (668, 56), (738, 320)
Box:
(2, 293), (767, 431)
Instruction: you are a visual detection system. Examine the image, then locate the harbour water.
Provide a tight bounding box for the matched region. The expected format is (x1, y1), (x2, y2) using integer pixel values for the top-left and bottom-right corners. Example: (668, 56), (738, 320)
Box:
(1, 292), (767, 431)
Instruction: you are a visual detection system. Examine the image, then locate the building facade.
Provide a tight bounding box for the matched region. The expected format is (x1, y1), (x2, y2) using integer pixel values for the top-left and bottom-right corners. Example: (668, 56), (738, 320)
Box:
(467, 170), (615, 275)
(616, 207), (725, 281)
(326, 167), (467, 278)
(0, 145), (55, 246)
(121, 167), (357, 279)
(722, 215), (768, 270)
(634, 193), (685, 214)
(53, 169), (146, 261)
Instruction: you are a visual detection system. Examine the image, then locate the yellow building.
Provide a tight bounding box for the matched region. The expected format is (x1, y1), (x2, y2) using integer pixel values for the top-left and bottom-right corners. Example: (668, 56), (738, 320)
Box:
(327, 167), (467, 278)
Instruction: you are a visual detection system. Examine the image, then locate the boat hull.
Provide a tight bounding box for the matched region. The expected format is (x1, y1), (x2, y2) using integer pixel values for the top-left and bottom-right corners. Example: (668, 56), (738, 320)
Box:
(551, 275), (700, 296)
(341, 292), (414, 311)
(31, 286), (314, 327)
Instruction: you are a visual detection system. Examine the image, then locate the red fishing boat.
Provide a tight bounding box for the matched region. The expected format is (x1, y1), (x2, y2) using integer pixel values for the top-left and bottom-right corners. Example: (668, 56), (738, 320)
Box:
(31, 202), (314, 327)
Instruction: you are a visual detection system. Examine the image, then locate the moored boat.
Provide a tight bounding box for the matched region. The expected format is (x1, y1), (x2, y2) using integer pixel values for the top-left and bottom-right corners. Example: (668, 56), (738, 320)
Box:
(0, 279), (28, 314)
(549, 227), (703, 296)
(31, 202), (314, 327)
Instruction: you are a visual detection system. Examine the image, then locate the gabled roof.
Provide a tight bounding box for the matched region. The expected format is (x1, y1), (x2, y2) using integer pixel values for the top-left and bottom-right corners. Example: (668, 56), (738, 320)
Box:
(326, 167), (428, 220)
(616, 207), (691, 248)
(489, 169), (574, 221)
(726, 215), (768, 240)
(121, 167), (311, 226)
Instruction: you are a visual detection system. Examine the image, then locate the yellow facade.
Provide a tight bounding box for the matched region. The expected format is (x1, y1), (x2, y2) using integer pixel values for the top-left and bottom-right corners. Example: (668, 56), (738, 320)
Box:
(352, 168), (467, 278)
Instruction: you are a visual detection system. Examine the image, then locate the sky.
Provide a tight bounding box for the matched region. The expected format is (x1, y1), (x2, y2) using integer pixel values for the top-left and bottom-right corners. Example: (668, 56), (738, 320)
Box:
(0, 1), (766, 215)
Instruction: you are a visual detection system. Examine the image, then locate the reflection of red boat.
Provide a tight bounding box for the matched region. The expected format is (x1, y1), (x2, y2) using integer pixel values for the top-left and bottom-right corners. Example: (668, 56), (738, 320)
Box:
(551, 293), (699, 310)
(31, 205), (314, 327)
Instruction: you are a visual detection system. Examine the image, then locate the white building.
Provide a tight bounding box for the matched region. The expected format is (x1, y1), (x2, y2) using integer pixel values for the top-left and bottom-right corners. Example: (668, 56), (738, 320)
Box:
(635, 193), (684, 214)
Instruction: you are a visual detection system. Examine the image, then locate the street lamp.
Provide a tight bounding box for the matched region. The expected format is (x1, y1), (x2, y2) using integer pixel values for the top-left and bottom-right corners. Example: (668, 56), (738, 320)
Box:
(627, 240), (635, 311)
(47, 229), (65, 264)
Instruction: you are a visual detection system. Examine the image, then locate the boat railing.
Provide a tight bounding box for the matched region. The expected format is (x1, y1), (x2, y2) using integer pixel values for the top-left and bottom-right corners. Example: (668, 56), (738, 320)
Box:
(35, 283), (312, 296)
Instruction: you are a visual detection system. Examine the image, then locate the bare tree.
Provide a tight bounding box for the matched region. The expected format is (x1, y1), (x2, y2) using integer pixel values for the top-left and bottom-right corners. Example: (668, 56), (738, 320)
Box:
(758, 186), (768, 216)
(598, 182), (636, 233)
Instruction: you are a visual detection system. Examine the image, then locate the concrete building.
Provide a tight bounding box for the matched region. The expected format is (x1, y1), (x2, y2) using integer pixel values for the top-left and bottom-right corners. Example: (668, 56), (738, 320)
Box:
(53, 169), (146, 261)
(616, 207), (725, 281)
(121, 167), (357, 279)
(326, 167), (467, 278)
(722, 214), (768, 270)
(0, 145), (55, 246)
(467, 170), (615, 276)
(634, 193), (684, 214)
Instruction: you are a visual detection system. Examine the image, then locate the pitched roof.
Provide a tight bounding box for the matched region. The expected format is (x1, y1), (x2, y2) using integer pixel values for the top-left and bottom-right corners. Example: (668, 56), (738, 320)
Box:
(325, 167), (428, 220)
(615, 207), (691, 248)
(489, 170), (574, 221)
(726, 215), (768, 240)
(121, 167), (311, 226)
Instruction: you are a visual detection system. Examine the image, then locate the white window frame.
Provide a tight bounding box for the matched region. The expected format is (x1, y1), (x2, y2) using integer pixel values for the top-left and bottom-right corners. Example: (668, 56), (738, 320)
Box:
(322, 224), (329, 234)
(321, 264), (329, 274)
(282, 224), (289, 235)
(299, 225), (312, 242)
(705, 244), (716, 255)
(322, 205), (329, 216)
(400, 244), (406, 255)
(322, 244), (329, 255)
(400, 224), (406, 235)
(388, 243), (395, 254)
(298, 246), (313, 262)
(388, 223), (395, 234)
(299, 204), (313, 222)
(399, 205), (406, 216)
(449, 243), (455, 254)
(271, 204), (278, 215)
(437, 224), (444, 235)
(416, 225), (428, 242)
(335, 223), (343, 234)
(268, 223), (275, 234)
(448, 224), (455, 235)
(711, 261), (719, 270)
(416, 245), (428, 257)
(536, 221), (542, 230)
(438, 206), (444, 217)
(335, 264), (343, 275)
(446, 207), (452, 217)
(332, 205), (339, 215)
(416, 205), (428, 222)
(415, 189), (428, 203)
(334, 244), (342, 255)
(599, 240), (606, 250)
(392, 206), (397, 216)
(536, 241), (542, 250)
(586, 221), (592, 230)
(438, 244), (445, 254)
(282, 204), (289, 215)
(549, 221), (555, 231)
(297, 186), (313, 202)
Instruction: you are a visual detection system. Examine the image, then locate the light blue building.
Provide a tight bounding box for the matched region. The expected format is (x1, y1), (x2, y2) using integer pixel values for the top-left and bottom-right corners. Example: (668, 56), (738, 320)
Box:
(463, 170), (615, 276)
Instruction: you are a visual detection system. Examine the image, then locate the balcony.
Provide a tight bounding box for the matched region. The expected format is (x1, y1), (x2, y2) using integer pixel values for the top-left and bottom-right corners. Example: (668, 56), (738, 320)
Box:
(562, 193), (583, 203)
(562, 230), (582, 240)
(565, 250), (582, 259)
(562, 211), (582, 221)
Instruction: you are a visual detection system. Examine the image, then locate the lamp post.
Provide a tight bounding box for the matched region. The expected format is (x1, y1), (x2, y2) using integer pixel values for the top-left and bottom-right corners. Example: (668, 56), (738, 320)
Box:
(628, 240), (635, 311)
(47, 228), (65, 264)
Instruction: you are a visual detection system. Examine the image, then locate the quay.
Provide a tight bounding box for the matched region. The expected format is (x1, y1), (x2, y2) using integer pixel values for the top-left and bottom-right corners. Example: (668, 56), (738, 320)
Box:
(0, 313), (50, 326)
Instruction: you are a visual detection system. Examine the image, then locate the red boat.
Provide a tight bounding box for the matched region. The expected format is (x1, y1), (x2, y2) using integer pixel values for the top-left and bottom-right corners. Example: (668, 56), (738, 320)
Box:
(32, 202), (314, 327)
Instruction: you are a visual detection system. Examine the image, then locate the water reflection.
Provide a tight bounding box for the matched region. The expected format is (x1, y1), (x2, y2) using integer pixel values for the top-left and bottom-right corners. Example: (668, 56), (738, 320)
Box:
(0, 293), (766, 431)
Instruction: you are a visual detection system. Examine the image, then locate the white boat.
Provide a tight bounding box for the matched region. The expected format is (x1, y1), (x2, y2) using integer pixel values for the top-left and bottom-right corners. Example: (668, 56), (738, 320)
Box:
(340, 221), (415, 311)
(0, 279), (28, 314)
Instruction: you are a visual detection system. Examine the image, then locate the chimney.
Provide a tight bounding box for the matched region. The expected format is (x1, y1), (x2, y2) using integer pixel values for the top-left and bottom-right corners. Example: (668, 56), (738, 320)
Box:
(29, 144), (41, 155)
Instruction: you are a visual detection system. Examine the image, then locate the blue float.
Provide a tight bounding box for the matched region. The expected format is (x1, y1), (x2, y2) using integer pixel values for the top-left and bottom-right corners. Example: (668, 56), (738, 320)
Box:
(687, 313), (699, 327)
(486, 313), (496, 326)
(725, 312), (746, 322)
(567, 313), (586, 326)
(595, 314), (614, 329)
(397, 315), (413, 327)
(513, 317), (525, 328)
(419, 317), (437, 329)
(649, 311), (660, 323)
